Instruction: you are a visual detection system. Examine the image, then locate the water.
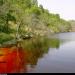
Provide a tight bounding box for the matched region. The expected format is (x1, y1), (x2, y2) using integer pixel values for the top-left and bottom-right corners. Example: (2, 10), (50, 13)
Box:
(0, 32), (75, 73)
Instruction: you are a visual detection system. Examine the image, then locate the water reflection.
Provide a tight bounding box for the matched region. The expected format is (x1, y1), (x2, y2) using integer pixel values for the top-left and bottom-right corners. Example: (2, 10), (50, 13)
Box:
(0, 37), (60, 73)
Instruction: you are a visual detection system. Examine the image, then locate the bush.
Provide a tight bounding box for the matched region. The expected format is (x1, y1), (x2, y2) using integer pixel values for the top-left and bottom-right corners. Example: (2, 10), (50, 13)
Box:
(0, 33), (14, 44)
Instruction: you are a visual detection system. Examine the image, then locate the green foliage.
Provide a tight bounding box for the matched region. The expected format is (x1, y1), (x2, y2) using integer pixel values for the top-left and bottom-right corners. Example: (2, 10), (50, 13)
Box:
(0, 0), (71, 43)
(69, 20), (75, 32)
(0, 0), (4, 6)
(0, 33), (14, 43)
(30, 6), (41, 16)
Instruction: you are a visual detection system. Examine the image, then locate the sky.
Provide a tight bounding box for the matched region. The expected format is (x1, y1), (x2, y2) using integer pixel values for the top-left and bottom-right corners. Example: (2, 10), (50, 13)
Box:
(38, 0), (75, 20)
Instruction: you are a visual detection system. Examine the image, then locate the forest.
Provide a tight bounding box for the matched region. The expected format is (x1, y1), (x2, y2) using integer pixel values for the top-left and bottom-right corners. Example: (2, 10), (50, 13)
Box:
(0, 0), (71, 43)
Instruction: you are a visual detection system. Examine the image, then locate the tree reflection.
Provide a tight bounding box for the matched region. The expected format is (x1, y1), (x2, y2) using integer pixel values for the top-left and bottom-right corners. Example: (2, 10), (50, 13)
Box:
(21, 37), (60, 67)
(0, 37), (60, 73)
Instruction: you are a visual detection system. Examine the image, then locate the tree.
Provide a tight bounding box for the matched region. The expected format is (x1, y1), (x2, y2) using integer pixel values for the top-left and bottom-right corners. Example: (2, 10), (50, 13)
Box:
(31, 0), (38, 6)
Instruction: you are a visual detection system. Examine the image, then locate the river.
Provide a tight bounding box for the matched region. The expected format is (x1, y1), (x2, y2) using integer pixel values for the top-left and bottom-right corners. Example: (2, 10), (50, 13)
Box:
(0, 32), (75, 73)
(28, 32), (75, 73)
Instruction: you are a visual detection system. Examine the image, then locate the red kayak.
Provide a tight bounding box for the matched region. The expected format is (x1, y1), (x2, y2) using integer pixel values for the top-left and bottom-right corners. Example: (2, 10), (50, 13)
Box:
(0, 47), (27, 73)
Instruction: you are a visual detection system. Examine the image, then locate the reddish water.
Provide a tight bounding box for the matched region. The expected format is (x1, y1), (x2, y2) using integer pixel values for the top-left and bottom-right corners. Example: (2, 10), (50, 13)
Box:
(0, 47), (27, 73)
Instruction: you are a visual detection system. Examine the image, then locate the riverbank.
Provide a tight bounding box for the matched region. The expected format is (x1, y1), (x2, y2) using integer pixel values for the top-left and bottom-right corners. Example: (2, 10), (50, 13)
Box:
(0, 30), (71, 46)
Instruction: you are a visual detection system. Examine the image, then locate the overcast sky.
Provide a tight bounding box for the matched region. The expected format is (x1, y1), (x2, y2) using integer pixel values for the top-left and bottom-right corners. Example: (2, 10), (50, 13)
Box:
(38, 0), (75, 20)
